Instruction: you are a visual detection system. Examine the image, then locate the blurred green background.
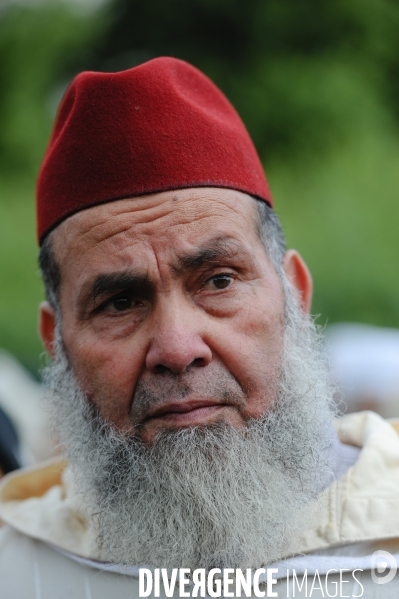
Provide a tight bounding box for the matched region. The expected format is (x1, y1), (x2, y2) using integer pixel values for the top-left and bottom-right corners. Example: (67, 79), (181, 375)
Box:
(1, 0), (399, 376)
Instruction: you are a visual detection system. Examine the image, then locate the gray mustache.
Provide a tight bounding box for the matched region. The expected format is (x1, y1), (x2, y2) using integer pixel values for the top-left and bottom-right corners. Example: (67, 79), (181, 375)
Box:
(130, 367), (246, 422)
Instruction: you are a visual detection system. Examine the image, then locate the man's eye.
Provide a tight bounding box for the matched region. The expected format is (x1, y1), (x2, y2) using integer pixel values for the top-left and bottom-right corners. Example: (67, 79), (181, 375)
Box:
(205, 275), (233, 290)
(111, 296), (133, 311)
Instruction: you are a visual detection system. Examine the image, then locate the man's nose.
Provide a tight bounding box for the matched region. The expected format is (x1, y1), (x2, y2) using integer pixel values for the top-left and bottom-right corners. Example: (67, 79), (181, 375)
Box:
(145, 297), (212, 374)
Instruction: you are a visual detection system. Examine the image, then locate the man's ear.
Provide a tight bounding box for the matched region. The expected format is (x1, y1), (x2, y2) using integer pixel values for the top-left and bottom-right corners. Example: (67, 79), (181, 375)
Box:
(282, 250), (313, 314)
(39, 301), (57, 359)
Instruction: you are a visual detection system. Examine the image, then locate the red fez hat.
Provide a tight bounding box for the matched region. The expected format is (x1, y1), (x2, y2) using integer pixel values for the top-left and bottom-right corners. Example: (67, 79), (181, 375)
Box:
(37, 57), (272, 244)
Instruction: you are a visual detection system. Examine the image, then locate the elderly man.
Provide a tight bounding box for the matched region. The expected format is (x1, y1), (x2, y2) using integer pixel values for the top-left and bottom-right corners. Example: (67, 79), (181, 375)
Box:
(0, 57), (398, 598)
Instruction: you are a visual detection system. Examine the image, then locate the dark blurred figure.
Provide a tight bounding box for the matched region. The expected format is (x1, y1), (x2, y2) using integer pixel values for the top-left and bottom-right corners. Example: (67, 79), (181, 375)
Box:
(0, 404), (20, 477)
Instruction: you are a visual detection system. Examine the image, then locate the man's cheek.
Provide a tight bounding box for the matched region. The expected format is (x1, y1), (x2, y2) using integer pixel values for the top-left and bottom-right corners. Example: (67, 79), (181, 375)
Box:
(217, 314), (283, 420)
(68, 341), (140, 424)
(223, 306), (283, 369)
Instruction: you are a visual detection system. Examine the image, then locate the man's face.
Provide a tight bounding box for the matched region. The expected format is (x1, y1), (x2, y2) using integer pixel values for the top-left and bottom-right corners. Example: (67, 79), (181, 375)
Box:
(46, 188), (288, 442)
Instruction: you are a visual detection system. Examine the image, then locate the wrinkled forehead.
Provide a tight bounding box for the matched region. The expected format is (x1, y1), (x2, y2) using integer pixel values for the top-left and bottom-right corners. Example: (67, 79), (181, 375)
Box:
(52, 187), (261, 265)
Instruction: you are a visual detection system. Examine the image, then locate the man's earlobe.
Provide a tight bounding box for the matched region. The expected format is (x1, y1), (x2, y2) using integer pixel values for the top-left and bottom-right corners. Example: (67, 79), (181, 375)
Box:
(282, 250), (313, 314)
(39, 301), (57, 359)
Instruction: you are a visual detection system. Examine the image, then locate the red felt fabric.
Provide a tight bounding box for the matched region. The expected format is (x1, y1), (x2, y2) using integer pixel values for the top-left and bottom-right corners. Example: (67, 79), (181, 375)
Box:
(37, 57), (272, 244)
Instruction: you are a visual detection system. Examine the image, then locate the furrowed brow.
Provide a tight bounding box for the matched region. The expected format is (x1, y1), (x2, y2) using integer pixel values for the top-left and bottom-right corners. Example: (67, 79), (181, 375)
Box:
(78, 272), (152, 310)
(173, 237), (240, 274)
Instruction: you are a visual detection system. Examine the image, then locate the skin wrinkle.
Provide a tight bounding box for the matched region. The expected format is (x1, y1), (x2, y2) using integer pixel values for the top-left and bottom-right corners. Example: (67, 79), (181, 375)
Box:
(79, 239), (258, 317)
(55, 207), (262, 316)
(41, 194), (270, 320)
(76, 243), (269, 320)
(55, 192), (255, 257)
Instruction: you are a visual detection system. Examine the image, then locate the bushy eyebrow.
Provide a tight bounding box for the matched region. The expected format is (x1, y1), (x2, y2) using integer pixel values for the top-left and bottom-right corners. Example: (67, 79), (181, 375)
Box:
(173, 237), (243, 275)
(77, 272), (153, 312)
(92, 272), (152, 300)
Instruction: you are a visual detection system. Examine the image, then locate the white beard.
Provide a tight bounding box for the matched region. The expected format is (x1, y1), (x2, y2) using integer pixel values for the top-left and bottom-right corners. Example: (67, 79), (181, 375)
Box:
(43, 282), (334, 570)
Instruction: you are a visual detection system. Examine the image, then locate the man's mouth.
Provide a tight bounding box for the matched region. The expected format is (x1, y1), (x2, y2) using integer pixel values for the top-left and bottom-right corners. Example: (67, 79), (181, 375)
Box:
(146, 400), (227, 425)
